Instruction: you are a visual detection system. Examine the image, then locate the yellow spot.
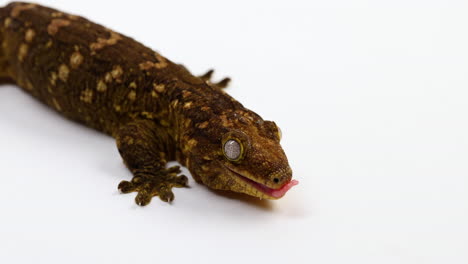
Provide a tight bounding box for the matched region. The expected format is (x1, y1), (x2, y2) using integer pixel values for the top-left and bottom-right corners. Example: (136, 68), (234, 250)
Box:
(103, 65), (123, 83)
(129, 82), (137, 89)
(96, 80), (107, 92)
(90, 31), (121, 51)
(25, 29), (35, 43)
(182, 90), (192, 98)
(51, 12), (63, 18)
(47, 19), (71, 35)
(50, 72), (58, 86)
(68, 15), (79, 21)
(160, 120), (170, 127)
(170, 99), (179, 108)
(18, 43), (28, 62)
(69, 51), (83, 69)
(11, 3), (36, 17)
(154, 52), (168, 69)
(111, 65), (123, 79)
(141, 112), (155, 119)
(4, 18), (11, 27)
(183, 101), (193, 109)
(114, 105), (121, 112)
(47, 86), (53, 93)
(128, 90), (136, 101)
(151, 91), (158, 98)
(201, 106), (210, 111)
(52, 98), (62, 111)
(220, 114), (230, 127)
(104, 72), (112, 83)
(58, 64), (69, 82)
(45, 39), (53, 48)
(153, 83), (165, 93)
(139, 61), (154, 71)
(80, 89), (93, 103)
(187, 139), (198, 148)
(197, 121), (209, 129)
(138, 54), (168, 71)
(245, 114), (254, 121)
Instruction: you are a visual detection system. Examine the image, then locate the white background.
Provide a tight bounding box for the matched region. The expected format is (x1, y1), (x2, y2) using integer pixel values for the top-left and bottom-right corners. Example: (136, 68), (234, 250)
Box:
(0, 0), (467, 263)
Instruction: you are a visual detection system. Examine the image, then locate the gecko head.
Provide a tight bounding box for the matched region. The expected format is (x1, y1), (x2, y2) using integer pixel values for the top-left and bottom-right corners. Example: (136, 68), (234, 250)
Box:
(189, 109), (298, 200)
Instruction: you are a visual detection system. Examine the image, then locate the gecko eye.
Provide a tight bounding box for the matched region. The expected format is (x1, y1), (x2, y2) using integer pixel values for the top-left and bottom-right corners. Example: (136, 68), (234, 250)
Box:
(224, 139), (242, 161)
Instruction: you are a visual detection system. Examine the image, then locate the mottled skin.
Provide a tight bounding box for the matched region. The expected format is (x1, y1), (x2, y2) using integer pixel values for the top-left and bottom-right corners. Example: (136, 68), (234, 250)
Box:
(0, 2), (293, 205)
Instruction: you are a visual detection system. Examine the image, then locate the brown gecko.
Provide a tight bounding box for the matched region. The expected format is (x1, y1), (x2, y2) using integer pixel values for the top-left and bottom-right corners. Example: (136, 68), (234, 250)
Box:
(0, 2), (298, 206)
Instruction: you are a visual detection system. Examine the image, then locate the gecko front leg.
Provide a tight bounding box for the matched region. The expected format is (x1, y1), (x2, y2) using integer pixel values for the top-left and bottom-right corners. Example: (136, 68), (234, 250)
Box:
(115, 119), (188, 206)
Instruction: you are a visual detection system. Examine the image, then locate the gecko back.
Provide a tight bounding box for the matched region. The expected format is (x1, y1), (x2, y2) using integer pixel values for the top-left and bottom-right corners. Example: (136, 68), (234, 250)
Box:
(0, 2), (193, 135)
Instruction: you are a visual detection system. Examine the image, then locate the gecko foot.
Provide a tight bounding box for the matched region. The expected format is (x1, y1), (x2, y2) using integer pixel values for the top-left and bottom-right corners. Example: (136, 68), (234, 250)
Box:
(118, 166), (189, 206)
(199, 69), (231, 89)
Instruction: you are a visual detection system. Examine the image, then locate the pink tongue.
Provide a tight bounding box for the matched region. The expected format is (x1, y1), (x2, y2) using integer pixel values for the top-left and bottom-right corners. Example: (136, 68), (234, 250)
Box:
(269, 180), (299, 198)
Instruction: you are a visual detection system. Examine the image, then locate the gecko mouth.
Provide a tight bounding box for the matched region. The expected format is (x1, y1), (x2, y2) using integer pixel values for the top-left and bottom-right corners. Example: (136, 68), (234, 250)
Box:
(224, 166), (299, 199)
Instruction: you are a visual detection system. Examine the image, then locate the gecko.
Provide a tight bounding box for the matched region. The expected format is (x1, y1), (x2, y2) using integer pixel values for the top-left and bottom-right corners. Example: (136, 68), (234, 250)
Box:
(0, 2), (298, 206)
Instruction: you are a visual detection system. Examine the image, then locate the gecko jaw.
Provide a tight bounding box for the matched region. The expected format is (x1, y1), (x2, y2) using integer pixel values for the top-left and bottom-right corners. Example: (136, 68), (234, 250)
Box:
(224, 165), (298, 199)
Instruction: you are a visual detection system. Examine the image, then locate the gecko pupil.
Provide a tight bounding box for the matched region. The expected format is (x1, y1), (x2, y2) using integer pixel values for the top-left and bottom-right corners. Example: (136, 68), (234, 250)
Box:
(224, 139), (241, 160)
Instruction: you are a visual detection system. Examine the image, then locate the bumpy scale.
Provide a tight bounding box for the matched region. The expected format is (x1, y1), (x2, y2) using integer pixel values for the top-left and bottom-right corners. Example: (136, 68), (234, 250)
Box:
(0, 2), (298, 206)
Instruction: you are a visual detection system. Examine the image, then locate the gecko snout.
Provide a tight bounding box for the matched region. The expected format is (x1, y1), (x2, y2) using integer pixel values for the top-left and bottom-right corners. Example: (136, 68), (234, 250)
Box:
(269, 167), (293, 187)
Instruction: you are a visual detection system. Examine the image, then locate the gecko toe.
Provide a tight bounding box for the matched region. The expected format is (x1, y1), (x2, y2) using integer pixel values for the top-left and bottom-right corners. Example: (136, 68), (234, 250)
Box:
(135, 190), (152, 206)
(215, 77), (231, 89)
(118, 180), (135, 193)
(199, 69), (214, 81)
(175, 174), (189, 187)
(158, 186), (175, 203)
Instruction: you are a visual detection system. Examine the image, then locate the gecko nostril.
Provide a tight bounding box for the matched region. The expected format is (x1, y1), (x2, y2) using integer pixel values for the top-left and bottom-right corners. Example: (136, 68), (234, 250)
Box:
(273, 178), (280, 184)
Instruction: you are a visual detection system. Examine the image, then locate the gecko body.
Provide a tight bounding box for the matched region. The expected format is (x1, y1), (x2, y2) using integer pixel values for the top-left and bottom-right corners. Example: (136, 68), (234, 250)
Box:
(0, 2), (297, 205)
